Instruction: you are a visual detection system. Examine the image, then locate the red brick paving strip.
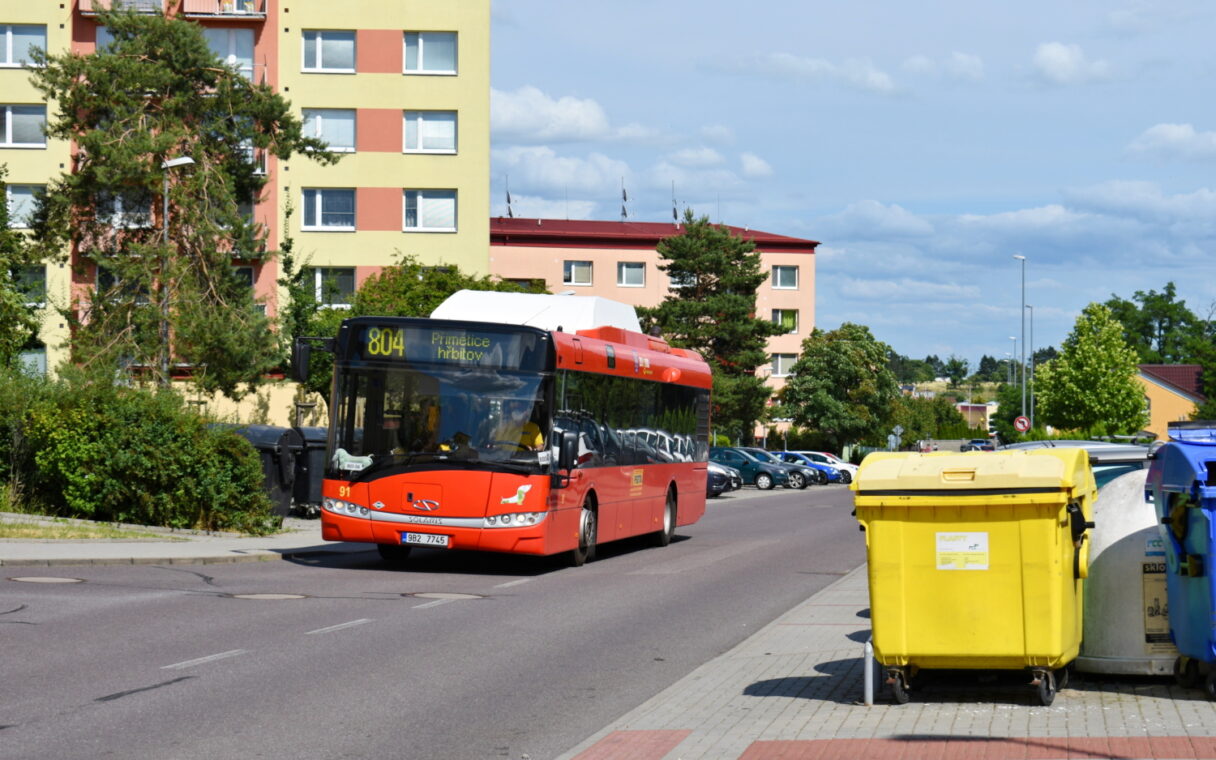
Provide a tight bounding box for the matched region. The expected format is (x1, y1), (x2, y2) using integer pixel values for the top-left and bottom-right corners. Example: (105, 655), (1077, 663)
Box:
(739, 736), (1216, 760)
(571, 730), (691, 760)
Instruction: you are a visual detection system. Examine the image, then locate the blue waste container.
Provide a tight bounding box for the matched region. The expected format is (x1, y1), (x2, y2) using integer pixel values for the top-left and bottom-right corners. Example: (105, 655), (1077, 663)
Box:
(1148, 421), (1216, 696)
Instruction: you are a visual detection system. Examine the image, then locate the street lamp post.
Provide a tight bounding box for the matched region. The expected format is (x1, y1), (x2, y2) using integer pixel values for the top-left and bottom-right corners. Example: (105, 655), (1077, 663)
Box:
(1026, 304), (1034, 430)
(160, 156), (195, 386)
(1013, 254), (1026, 418)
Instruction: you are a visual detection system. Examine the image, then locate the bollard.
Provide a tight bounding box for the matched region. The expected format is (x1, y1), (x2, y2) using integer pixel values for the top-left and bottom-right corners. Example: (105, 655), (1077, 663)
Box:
(864, 640), (874, 705)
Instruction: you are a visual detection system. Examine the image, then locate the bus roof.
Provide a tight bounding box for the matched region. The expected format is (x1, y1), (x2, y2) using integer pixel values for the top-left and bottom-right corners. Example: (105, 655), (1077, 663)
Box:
(430, 290), (642, 334)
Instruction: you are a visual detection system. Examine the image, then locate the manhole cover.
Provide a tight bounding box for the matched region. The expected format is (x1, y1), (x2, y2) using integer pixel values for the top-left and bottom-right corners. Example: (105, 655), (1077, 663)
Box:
(229, 593), (307, 600)
(9, 576), (84, 584)
(409, 592), (483, 600)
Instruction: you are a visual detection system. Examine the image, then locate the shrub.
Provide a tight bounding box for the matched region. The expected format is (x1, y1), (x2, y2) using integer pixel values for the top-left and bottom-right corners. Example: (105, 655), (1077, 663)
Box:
(15, 372), (276, 534)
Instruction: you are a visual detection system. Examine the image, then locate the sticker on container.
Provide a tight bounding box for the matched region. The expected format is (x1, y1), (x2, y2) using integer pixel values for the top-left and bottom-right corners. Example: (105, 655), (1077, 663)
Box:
(936, 532), (989, 570)
(1142, 559), (1174, 653)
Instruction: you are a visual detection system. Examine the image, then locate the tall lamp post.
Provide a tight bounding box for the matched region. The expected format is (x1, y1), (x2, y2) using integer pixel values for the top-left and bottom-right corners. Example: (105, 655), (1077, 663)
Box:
(1026, 304), (1035, 430)
(160, 156), (195, 386)
(1013, 254), (1026, 418)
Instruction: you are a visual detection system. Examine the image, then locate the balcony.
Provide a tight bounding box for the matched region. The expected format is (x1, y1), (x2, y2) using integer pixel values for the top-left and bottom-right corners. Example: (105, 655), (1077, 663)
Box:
(79, 0), (165, 14)
(181, 0), (266, 19)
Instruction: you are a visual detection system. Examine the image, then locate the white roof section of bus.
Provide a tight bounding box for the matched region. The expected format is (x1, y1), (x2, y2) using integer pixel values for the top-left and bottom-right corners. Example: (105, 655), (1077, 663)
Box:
(430, 290), (642, 333)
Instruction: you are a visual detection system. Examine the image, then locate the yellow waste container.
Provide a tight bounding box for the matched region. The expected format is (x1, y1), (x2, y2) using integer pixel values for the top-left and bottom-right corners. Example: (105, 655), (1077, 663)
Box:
(852, 449), (1096, 705)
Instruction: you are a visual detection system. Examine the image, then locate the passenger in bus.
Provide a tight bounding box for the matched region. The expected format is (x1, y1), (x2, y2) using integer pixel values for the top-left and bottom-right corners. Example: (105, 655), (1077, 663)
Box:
(489, 399), (544, 451)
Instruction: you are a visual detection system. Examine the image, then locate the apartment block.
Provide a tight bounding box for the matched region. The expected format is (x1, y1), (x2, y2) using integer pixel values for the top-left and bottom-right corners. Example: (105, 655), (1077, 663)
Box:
(489, 217), (819, 415)
(6, 0), (490, 374)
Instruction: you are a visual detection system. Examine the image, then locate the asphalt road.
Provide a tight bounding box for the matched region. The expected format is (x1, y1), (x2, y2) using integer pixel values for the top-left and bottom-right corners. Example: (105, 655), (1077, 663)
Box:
(1, 484), (863, 760)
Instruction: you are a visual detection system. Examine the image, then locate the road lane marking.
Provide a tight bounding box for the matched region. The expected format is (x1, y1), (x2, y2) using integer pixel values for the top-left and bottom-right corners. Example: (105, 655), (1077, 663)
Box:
(161, 649), (247, 670)
(412, 598), (456, 609)
(493, 579), (532, 589)
(305, 618), (373, 635)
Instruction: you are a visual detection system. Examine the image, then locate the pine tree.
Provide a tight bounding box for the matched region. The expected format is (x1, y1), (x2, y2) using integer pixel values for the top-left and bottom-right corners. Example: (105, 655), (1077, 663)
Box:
(639, 209), (783, 443)
(28, 8), (337, 397)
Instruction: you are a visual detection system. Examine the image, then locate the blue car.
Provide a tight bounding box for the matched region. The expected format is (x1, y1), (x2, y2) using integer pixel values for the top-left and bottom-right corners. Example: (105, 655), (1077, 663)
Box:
(775, 451), (842, 483)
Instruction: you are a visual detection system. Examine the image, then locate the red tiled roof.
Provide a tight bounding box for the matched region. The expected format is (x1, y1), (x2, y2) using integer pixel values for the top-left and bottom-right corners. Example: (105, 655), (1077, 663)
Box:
(490, 217), (819, 253)
(1139, 364), (1205, 400)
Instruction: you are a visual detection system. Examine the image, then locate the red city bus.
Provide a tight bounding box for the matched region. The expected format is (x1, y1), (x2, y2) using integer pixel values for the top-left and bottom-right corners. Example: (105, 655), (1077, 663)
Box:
(293, 293), (711, 566)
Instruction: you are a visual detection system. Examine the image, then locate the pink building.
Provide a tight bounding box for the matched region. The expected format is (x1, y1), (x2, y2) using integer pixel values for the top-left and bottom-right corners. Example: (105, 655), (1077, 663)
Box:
(489, 217), (819, 415)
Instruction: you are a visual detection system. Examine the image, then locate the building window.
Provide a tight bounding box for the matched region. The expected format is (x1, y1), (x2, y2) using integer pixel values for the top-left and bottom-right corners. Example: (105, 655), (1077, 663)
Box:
(302, 188), (355, 231)
(563, 260), (592, 286)
(6, 184), (42, 228)
(95, 25), (113, 52)
(234, 266), (255, 289)
(668, 271), (695, 289)
(17, 265), (45, 307)
(404, 32), (456, 74)
(204, 27), (254, 79)
(97, 265), (151, 305)
(403, 189), (456, 232)
(772, 308), (798, 334)
(0, 105), (46, 148)
(303, 266), (355, 306)
(617, 262), (645, 287)
(302, 30), (355, 73)
(303, 108), (355, 152)
(1, 25), (44, 67)
(772, 265), (798, 289)
(97, 189), (153, 228)
(403, 110), (456, 153)
(771, 354), (797, 377)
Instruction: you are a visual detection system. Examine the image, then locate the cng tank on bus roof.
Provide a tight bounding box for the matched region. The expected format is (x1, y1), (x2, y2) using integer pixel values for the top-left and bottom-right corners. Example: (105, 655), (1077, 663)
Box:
(430, 289), (642, 334)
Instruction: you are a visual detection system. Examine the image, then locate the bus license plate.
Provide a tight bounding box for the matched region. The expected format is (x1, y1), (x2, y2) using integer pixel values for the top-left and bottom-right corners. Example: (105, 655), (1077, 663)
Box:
(403, 533), (450, 548)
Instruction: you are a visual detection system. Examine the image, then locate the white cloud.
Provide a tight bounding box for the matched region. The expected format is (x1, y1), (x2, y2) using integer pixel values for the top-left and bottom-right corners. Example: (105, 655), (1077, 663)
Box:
(1031, 42), (1111, 85)
(1127, 123), (1216, 161)
(902, 52), (984, 82)
(491, 86), (661, 144)
(493, 194), (597, 220)
(493, 145), (632, 195)
(835, 275), (981, 303)
(817, 200), (935, 239)
(700, 124), (736, 144)
(740, 152), (774, 179)
(666, 147), (725, 168)
(740, 52), (896, 94)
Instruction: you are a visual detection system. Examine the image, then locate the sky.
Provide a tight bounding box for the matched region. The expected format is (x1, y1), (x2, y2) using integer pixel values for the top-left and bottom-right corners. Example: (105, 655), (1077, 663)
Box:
(488, 1), (1216, 370)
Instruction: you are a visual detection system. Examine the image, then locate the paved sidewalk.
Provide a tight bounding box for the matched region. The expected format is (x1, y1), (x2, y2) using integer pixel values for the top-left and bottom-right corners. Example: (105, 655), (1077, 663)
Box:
(560, 567), (1216, 760)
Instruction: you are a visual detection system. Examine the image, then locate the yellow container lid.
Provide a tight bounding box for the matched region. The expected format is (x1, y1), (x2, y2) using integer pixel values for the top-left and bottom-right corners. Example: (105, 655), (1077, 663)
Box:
(852, 449), (1096, 505)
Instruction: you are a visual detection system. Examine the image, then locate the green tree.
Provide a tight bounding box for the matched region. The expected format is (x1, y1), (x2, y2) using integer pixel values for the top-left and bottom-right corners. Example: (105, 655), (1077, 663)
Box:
(778, 322), (899, 452)
(638, 209), (783, 443)
(1104, 282), (1200, 364)
(943, 355), (969, 387)
(886, 351), (934, 384)
(28, 8), (337, 398)
(1035, 303), (1148, 436)
(0, 166), (42, 366)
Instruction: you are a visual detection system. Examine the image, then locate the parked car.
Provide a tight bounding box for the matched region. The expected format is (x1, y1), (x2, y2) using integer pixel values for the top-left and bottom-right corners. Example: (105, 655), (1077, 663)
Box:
(775, 451), (843, 484)
(998, 439), (1152, 489)
(961, 438), (995, 452)
(707, 461), (742, 497)
(709, 447), (790, 490)
(738, 447), (816, 489)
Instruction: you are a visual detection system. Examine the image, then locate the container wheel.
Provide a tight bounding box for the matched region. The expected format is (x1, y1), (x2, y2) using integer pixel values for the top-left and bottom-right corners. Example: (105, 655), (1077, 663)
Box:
(1175, 656), (1201, 689)
(887, 669), (910, 704)
(1053, 664), (1071, 691)
(1204, 671), (1216, 701)
(1034, 669), (1056, 706)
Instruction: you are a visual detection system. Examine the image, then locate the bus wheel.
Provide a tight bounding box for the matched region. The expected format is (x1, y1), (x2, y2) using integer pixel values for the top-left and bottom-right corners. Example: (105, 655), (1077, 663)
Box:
(654, 489), (677, 547)
(376, 543), (412, 567)
(570, 501), (597, 567)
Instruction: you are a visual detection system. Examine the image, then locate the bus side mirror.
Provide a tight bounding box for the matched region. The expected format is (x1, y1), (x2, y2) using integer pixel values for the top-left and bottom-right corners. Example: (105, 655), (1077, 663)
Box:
(291, 339), (311, 384)
(558, 430), (579, 471)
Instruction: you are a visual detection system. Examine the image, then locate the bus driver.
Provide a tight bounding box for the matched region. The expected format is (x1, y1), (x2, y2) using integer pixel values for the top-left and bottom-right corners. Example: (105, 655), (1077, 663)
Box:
(489, 399), (544, 451)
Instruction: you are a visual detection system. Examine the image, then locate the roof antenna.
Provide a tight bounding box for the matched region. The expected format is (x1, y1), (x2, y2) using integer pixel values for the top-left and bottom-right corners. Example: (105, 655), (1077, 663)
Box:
(505, 174), (513, 218)
(620, 177), (628, 221)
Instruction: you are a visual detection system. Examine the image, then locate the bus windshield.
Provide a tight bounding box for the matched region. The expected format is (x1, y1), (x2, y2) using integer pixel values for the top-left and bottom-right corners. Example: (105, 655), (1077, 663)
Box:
(329, 364), (551, 479)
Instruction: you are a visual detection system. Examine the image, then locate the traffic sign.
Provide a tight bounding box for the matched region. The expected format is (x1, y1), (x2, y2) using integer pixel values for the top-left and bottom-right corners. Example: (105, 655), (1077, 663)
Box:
(1014, 415), (1030, 432)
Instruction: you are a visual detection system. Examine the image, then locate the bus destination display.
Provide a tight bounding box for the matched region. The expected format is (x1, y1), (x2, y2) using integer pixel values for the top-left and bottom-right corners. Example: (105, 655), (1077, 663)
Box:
(356, 325), (536, 368)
